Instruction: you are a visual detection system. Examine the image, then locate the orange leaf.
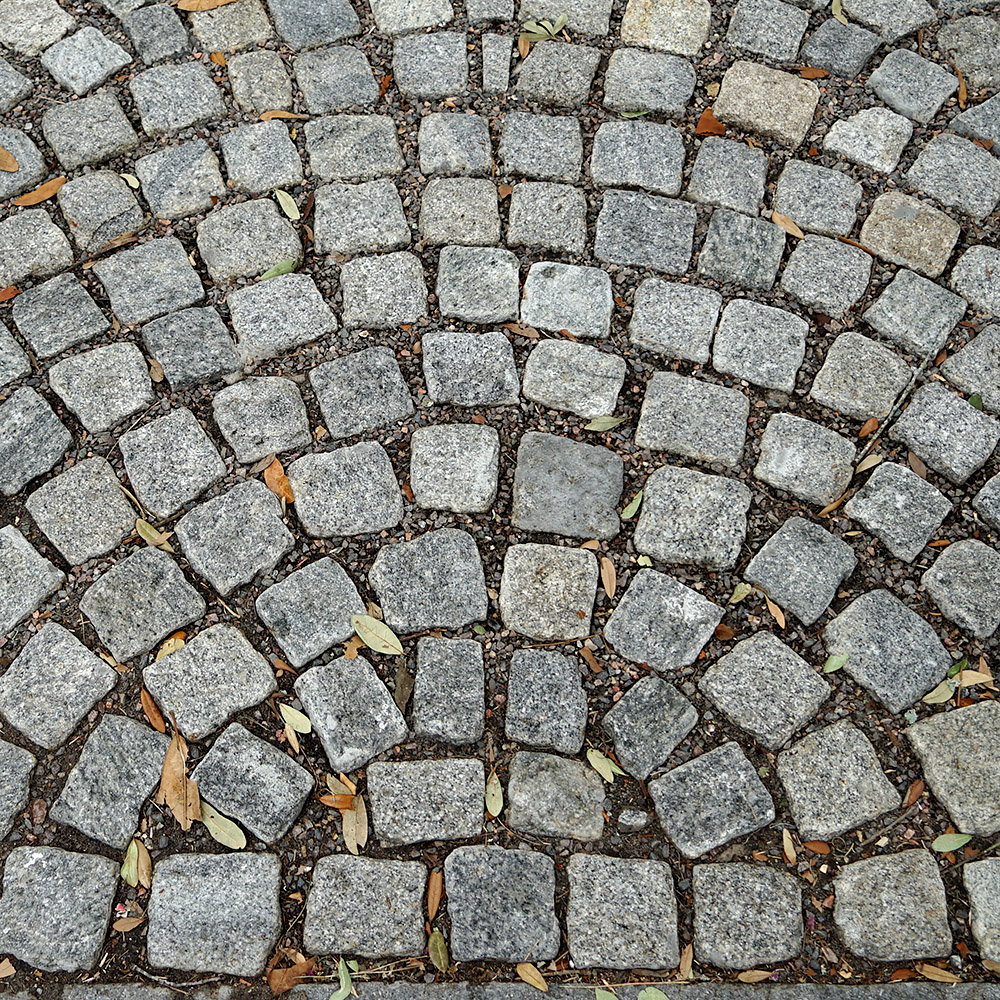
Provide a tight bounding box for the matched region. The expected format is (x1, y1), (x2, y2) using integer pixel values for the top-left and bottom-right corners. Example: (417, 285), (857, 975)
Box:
(765, 595), (785, 629)
(796, 66), (829, 79)
(427, 869), (443, 921)
(210, 51), (227, 67)
(267, 959), (314, 996)
(957, 68), (967, 109)
(379, 73), (393, 98)
(0, 144), (18, 172)
(260, 109), (309, 120)
(696, 107), (726, 136)
(141, 688), (166, 733)
(974, 138), (995, 151)
(858, 417), (879, 438)
(13, 176), (67, 206)
(177, 0), (242, 9)
(891, 970), (918, 982)
(903, 778), (925, 808)
(0, 285), (19, 302)
(803, 840), (831, 855)
(264, 457), (294, 502)
(498, 183), (513, 199)
(332, 793), (354, 810)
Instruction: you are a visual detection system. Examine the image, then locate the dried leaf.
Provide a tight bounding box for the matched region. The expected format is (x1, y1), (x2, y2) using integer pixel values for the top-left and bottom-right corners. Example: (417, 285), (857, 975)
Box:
(121, 837), (140, 886)
(378, 72), (393, 97)
(136, 839), (152, 888)
(695, 108), (726, 136)
(498, 182), (513, 199)
(353, 793), (368, 850)
(516, 963), (548, 992)
(729, 581), (753, 604)
(210, 50), (227, 66)
(824, 653), (848, 673)
(0, 959), (14, 979)
(765, 595), (785, 628)
(326, 774), (353, 796)
(201, 800), (246, 849)
(112, 916), (146, 932)
(637, 990), (667, 1000)
(737, 971), (772, 983)
(957, 68), (967, 109)
(908, 451), (928, 479)
(13, 176), (66, 206)
(141, 688), (166, 733)
(274, 189), (300, 221)
(267, 959), (314, 996)
(579, 646), (600, 672)
(855, 453), (882, 474)
(917, 963), (962, 983)
(393, 663), (414, 711)
(932, 832), (972, 852)
(714, 623), (736, 640)
(517, 34), (531, 58)
(148, 357), (165, 382)
(263, 457), (295, 502)
(343, 634), (364, 659)
(284, 721), (300, 753)
(903, 778), (925, 808)
(155, 633), (185, 660)
(278, 703), (312, 734)
(587, 747), (627, 782)
(177, 0), (241, 9)
(136, 517), (174, 552)
(783, 828), (797, 864)
(678, 941), (693, 980)
(584, 415), (625, 431)
(120, 172), (140, 189)
(0, 286), (19, 302)
(956, 669), (994, 687)
(796, 66), (829, 79)
(156, 725), (201, 831)
(485, 767), (503, 817)
(771, 211), (804, 239)
(0, 144), (18, 172)
(859, 417), (879, 438)
(705, 81), (720, 97)
(342, 802), (358, 855)
(818, 493), (849, 517)
(832, 0), (847, 24)
(260, 258), (298, 279)
(923, 678), (957, 704)
(580, 539), (600, 550)
(352, 613), (404, 655)
(983, 959), (1000, 973)
(427, 869), (443, 921)
(331, 793), (354, 809)
(429, 929), (450, 972)
(622, 490), (643, 518)
(600, 555), (616, 599)
(260, 109), (309, 120)
(803, 841), (831, 854)
(891, 969), (918, 982)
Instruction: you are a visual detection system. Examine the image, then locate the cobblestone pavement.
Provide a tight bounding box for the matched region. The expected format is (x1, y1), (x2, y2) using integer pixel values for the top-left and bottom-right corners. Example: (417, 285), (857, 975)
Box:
(1, 0), (1000, 995)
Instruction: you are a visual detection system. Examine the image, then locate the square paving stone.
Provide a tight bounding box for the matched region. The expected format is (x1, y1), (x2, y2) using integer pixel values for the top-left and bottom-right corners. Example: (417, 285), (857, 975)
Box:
(942, 325), (1000, 413)
(188, 0), (271, 51)
(868, 49), (957, 124)
(482, 32), (511, 92)
(952, 244), (1000, 318)
(0, 739), (33, 840)
(517, 40), (599, 108)
(500, 112), (581, 183)
(295, 655), (407, 771)
(908, 701), (1000, 836)
(754, 412), (855, 507)
(422, 329), (520, 406)
(745, 516), (856, 626)
(419, 177), (500, 246)
(0, 210), (72, 287)
(841, 0), (934, 42)
(777, 719), (899, 841)
(413, 637), (484, 744)
(368, 758), (483, 845)
(267, 0), (360, 48)
(864, 268), (966, 357)
(305, 114), (404, 182)
(57, 171), (142, 254)
(799, 17), (880, 78)
(976, 473), (1000, 532)
(628, 279), (721, 363)
(823, 589), (950, 712)
(130, 62), (226, 134)
(823, 106), (913, 174)
(0, 0), (74, 54)
(147, 853), (281, 976)
(620, 0), (711, 56)
(79, 547), (205, 663)
(93, 237), (204, 326)
(953, 91), (1000, 150)
(411, 422), (499, 513)
(370, 0), (453, 33)
(964, 859), (1000, 963)
(393, 31), (468, 100)
(605, 568), (723, 671)
(175, 479), (294, 596)
(780, 234), (872, 318)
(907, 133), (1000, 221)
(340, 252), (427, 328)
(119, 407), (225, 519)
(602, 48), (695, 115)
(834, 850), (950, 961)
(192, 722), (312, 842)
(602, 674), (698, 779)
(228, 49), (291, 112)
(0, 525), (64, 634)
(844, 462), (950, 562)
(589, 120), (684, 196)
(11, 272), (107, 360)
(196, 199), (302, 284)
(713, 298), (807, 392)
(522, 340), (625, 419)
(713, 60), (819, 147)
(294, 46), (378, 114)
(220, 121), (302, 196)
(287, 442), (402, 538)
(419, 112), (491, 176)
(594, 189), (696, 273)
(136, 139), (225, 221)
(939, 14), (1000, 91)
(773, 160), (862, 237)
(507, 181), (587, 254)
(0, 622), (117, 749)
(41, 92), (138, 170)
(687, 137), (766, 217)
(505, 648), (587, 755)
(370, 527), (487, 632)
(41, 26), (130, 95)
(519, 0), (610, 34)
(890, 382), (999, 484)
(0, 127), (45, 202)
(142, 624), (274, 740)
(124, 4), (190, 64)
(649, 741), (775, 858)
(726, 0), (808, 61)
(211, 376), (310, 464)
(0, 847), (117, 973)
(436, 245), (520, 324)
(0, 323), (27, 388)
(506, 750), (604, 841)
(635, 372), (749, 469)
(142, 307), (239, 391)
(499, 542), (597, 641)
(923, 538), (1000, 638)
(0, 56), (31, 112)
(256, 557), (364, 668)
(698, 208), (786, 292)
(0, 389), (71, 498)
(521, 262), (612, 340)
(700, 631), (828, 750)
(304, 855), (425, 958)
(50, 715), (167, 848)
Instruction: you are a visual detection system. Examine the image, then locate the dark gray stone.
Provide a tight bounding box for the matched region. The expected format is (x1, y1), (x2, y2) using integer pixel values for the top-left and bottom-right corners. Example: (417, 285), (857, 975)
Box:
(412, 637), (485, 745)
(305, 114), (403, 181)
(505, 648), (587, 755)
(521, 340), (625, 419)
(135, 139), (225, 220)
(698, 208), (786, 291)
(500, 112), (581, 183)
(809, 332), (911, 421)
(124, 5), (189, 64)
(410, 422), (499, 513)
(0, 127), (45, 201)
(41, 92), (138, 170)
(595, 189), (696, 273)
(516, 40), (599, 107)
(211, 377), (310, 464)
(687, 136), (766, 216)
(507, 181), (587, 254)
(482, 33), (511, 92)
(0, 526), (65, 634)
(422, 329), (520, 406)
(939, 15), (1000, 91)
(0, 389), (71, 497)
(773, 160), (862, 237)
(507, 751), (604, 841)
(713, 298), (807, 392)
(953, 92), (1000, 151)
(297, 47), (377, 114)
(590, 120), (684, 196)
(603, 48), (695, 115)
(56, 170), (141, 252)
(130, 62), (225, 134)
(142, 307), (239, 390)
(0, 739), (33, 840)
(0, 322), (29, 387)
(437, 245), (520, 324)
(628, 279), (721, 363)
(196, 199), (302, 284)
(0, 57), (32, 112)
(726, 0), (808, 61)
(340, 252), (427, 328)
(923, 538), (1000, 638)
(781, 234), (872, 318)
(799, 17), (880, 78)
(267, 0), (360, 48)
(0, 210), (72, 287)
(420, 112), (492, 176)
(974, 472), (1000, 532)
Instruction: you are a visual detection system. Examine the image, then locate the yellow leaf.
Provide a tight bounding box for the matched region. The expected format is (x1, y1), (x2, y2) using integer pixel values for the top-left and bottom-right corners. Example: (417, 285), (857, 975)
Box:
(136, 839), (152, 888)
(955, 669), (994, 687)
(342, 802), (358, 855)
(339, 772), (357, 794)
(210, 50), (227, 67)
(855, 453), (882, 475)
(351, 613), (403, 655)
(705, 81), (720, 97)
(983, 959), (1000, 973)
(120, 172), (140, 189)
(121, 838), (139, 886)
(326, 774), (353, 796)
(579, 539), (600, 550)
(765, 595), (785, 629)
(737, 970), (772, 983)
(923, 678), (957, 704)
(274, 189), (300, 221)
(600, 555), (616, 600)
(586, 747), (627, 782)
(155, 633), (185, 660)
(485, 767), (503, 817)
(771, 211), (804, 239)
(136, 517), (173, 552)
(177, 0), (241, 9)
(516, 963), (548, 992)
(832, 0), (847, 24)
(200, 800), (246, 849)
(260, 109), (309, 120)
(278, 703), (312, 733)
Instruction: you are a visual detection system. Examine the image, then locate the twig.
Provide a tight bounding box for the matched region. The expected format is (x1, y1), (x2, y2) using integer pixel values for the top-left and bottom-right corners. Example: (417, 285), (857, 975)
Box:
(131, 966), (223, 994)
(852, 803), (920, 851)
(944, 838), (1000, 874)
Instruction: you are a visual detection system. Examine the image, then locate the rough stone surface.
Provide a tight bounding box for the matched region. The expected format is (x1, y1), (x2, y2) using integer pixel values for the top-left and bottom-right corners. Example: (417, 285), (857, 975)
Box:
(0, 210), (73, 287)
(809, 332), (911, 421)
(135, 139), (225, 221)
(228, 49), (292, 112)
(628, 279), (721, 363)
(522, 340), (625, 419)
(294, 47), (378, 114)
(142, 307), (239, 392)
(211, 377), (310, 464)
(340, 252), (428, 329)
(41, 26), (130, 96)
(0, 126), (45, 201)
(780, 234), (872, 319)
(505, 648), (587, 755)
(952, 245), (1000, 318)
(508, 181), (587, 254)
(868, 49), (956, 125)
(713, 298), (807, 392)
(713, 61), (819, 147)
(824, 106), (914, 174)
(0, 739), (33, 840)
(315, 178), (409, 255)
(603, 47), (695, 115)
(124, 5), (189, 64)
(594, 189), (696, 273)
(130, 62), (225, 135)
(923, 539), (1000, 638)
(220, 121), (303, 195)
(422, 329), (520, 406)
(436, 245), (520, 324)
(196, 199), (302, 284)
(410, 422), (499, 513)
(0, 323), (27, 389)
(965, 859), (1000, 963)
(726, 0), (808, 61)
(393, 31), (468, 100)
(517, 40), (599, 108)
(305, 114), (403, 181)
(59, 170), (141, 253)
(419, 177), (500, 247)
(590, 120), (684, 196)
(412, 637), (485, 745)
(942, 325), (1000, 413)
(521, 261), (612, 340)
(500, 111), (581, 183)
(697, 208), (786, 292)
(907, 132), (1000, 221)
(0, 525), (65, 634)
(687, 137), (766, 216)
(862, 192), (962, 280)
(420, 112), (492, 175)
(0, 0), (74, 55)
(266, 0), (360, 47)
(507, 751), (604, 841)
(0, 389), (71, 498)
(619, 0), (711, 56)
(799, 17), (880, 78)
(42, 93), (138, 170)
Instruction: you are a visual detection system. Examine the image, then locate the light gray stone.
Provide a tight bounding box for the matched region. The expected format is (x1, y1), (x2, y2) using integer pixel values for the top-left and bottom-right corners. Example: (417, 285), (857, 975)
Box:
(603, 47), (695, 115)
(393, 31), (468, 100)
(943, 325), (1000, 412)
(0, 525), (65, 634)
(781, 234), (872, 318)
(0, 739), (33, 839)
(41, 26), (130, 95)
(773, 161), (862, 237)
(726, 0), (808, 61)
(135, 140), (225, 221)
(516, 40), (599, 108)
(798, 17), (880, 78)
(824, 107), (913, 174)
(505, 648), (587, 755)
(437, 245), (520, 324)
(687, 137), (766, 216)
(841, 0), (934, 42)
(923, 538), (1000, 638)
(620, 0), (711, 56)
(228, 49), (291, 112)
(130, 62), (225, 134)
(124, 5), (189, 64)
(0, 127), (45, 201)
(618, 808), (648, 833)
(953, 92), (1000, 151)
(294, 46), (378, 113)
(0, 210), (72, 288)
(507, 181), (587, 254)
(698, 208), (786, 291)
(267, 0), (360, 48)
(410, 422), (500, 513)
(482, 33), (512, 92)
(907, 132), (1000, 220)
(340, 252), (427, 328)
(868, 49), (957, 124)
(419, 177), (500, 246)
(412, 637), (485, 744)
(41, 92), (138, 171)
(976, 473), (1000, 534)
(939, 15), (1000, 91)
(0, 56), (31, 112)
(590, 120), (684, 196)
(420, 113), (491, 176)
(952, 245), (1000, 318)
(965, 859), (1000, 962)
(519, 0), (610, 34)
(521, 262), (612, 339)
(0, 388), (71, 497)
(188, 0), (270, 50)
(143, 308), (238, 391)
(628, 279), (721, 363)
(220, 121), (303, 195)
(51, 169), (139, 260)
(713, 298), (807, 391)
(211, 377), (310, 464)
(305, 114), (403, 182)
(522, 340), (625, 418)
(0, 322), (28, 387)
(595, 189), (696, 273)
(0, 0), (74, 55)
(370, 0), (453, 33)
(507, 750), (604, 841)
(196, 199), (302, 284)
(864, 268), (966, 357)
(500, 112), (581, 182)
(422, 329), (520, 406)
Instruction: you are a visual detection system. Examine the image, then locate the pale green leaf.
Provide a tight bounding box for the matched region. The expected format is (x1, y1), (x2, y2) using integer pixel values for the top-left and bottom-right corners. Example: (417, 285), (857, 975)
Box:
(729, 581), (753, 604)
(832, 0), (847, 24)
(923, 678), (957, 704)
(329, 957), (352, 1000)
(429, 929), (449, 972)
(587, 747), (626, 782)
(622, 490), (643, 518)
(351, 613), (404, 655)
(904, 709), (918, 725)
(931, 832), (972, 852)
(636, 555), (653, 566)
(824, 653), (849, 673)
(120, 173), (140, 189)
(595, 991), (617, 1000)
(619, 110), (651, 118)
(274, 188), (300, 221)
(136, 517), (173, 552)
(120, 838), (139, 887)
(485, 767), (503, 816)
(200, 801), (247, 849)
(278, 703), (312, 734)
(346, 960), (359, 973)
(552, 13), (568, 33)
(260, 258), (297, 280)
(472, 623), (486, 635)
(584, 415), (625, 431)
(638, 989), (669, 1000)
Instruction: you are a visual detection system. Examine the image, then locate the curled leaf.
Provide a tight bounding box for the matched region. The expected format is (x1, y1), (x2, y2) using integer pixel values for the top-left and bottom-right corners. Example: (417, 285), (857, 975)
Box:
(351, 613), (403, 655)
(783, 828), (797, 864)
(156, 724), (200, 831)
(329, 957), (352, 1000)
(695, 108), (726, 136)
(112, 916), (146, 932)
(263, 456), (294, 502)
(587, 747), (626, 782)
(155, 633), (185, 660)
(120, 173), (140, 189)
(917, 963), (962, 983)
(260, 258), (298, 279)
(260, 109), (309, 121)
(267, 958), (315, 996)
(121, 838), (139, 886)
(201, 800), (247, 849)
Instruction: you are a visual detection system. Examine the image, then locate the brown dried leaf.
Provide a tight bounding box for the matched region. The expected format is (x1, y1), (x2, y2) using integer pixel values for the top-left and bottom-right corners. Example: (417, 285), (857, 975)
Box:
(343, 635), (364, 660)
(579, 646), (600, 671)
(771, 211), (804, 239)
(502, 321), (539, 339)
(983, 959), (1000, 974)
(917, 964), (962, 983)
(339, 772), (357, 794)
(678, 942), (693, 980)
(0, 286), (19, 302)
(858, 416), (879, 438)
(155, 632), (185, 660)
(0, 958), (15, 978)
(177, 0), (241, 9)
(0, 144), (18, 172)
(498, 183), (513, 199)
(908, 451), (928, 479)
(903, 778), (925, 807)
(342, 803), (358, 854)
(267, 959), (315, 996)
(714, 623), (736, 641)
(696, 107), (726, 136)
(957, 68), (967, 108)
(737, 970), (772, 983)
(379, 73), (393, 98)
(393, 663), (414, 712)
(259, 109), (309, 120)
(796, 66), (829, 78)
(13, 176), (66, 206)
(765, 595), (785, 629)
(210, 50), (227, 66)
(783, 828), (797, 864)
(148, 358), (165, 383)
(516, 963), (548, 992)
(264, 457), (294, 502)
(600, 555), (616, 600)
(427, 869), (443, 921)
(155, 723), (201, 831)
(284, 721), (300, 754)
(803, 840), (831, 854)
(891, 969), (918, 982)
(112, 916), (146, 932)
(141, 688), (166, 733)
(974, 138), (995, 151)
(518, 35), (531, 58)
(354, 793), (368, 849)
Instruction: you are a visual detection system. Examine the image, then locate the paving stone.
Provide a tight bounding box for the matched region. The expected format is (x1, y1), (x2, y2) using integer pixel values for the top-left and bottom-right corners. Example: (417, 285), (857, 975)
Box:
(196, 199), (302, 284)
(130, 62), (226, 134)
(294, 655), (407, 772)
(294, 46), (378, 113)
(287, 442), (403, 538)
(0, 527), (63, 638)
(124, 5), (189, 64)
(635, 372), (749, 469)
(41, 26), (130, 95)
(48, 343), (153, 434)
(0, 389), (72, 497)
(228, 49), (291, 112)
(410, 422), (500, 513)
(420, 113), (491, 175)
(507, 751), (604, 841)
(93, 237), (204, 326)
(823, 589), (951, 712)
(0, 57), (31, 112)
(781, 234), (872, 318)
(687, 137), (766, 216)
(119, 407), (225, 519)
(943, 325), (1000, 413)
(256, 557), (365, 668)
(595, 189), (696, 273)
(505, 648), (587, 754)
(693, 863), (803, 969)
(964, 859), (1000, 963)
(841, 0), (935, 42)
(0, 847), (116, 973)
(907, 132), (1000, 220)
(516, 40), (599, 108)
(0, 323), (27, 388)
(603, 48), (696, 115)
(628, 279), (721, 363)
(619, 0), (712, 56)
(0, 210), (73, 287)
(393, 31), (468, 100)
(634, 464), (751, 570)
(953, 92), (1000, 151)
(305, 114), (404, 181)
(844, 461), (951, 562)
(147, 853), (281, 975)
(267, 0), (360, 47)
(589, 120), (684, 196)
(500, 112), (581, 183)
(0, 623), (116, 749)
(975, 473), (1000, 532)
(521, 262), (612, 340)
(188, 0), (271, 50)
(229, 273), (337, 367)
(310, 347), (413, 440)
(745, 516), (857, 625)
(798, 17), (880, 78)
(135, 139), (225, 220)
(777, 719), (899, 841)
(726, 0), (809, 61)
(412, 637), (485, 744)
(0, 739), (33, 839)
(220, 121), (302, 195)
(519, 0), (610, 34)
(823, 107), (913, 174)
(26, 458), (133, 565)
(868, 49), (957, 125)
(712, 298), (807, 392)
(697, 208), (786, 291)
(923, 538), (1000, 638)
(50, 715), (167, 848)
(499, 542), (597, 641)
(482, 32), (512, 92)
(618, 809), (649, 833)
(142, 307), (239, 391)
(507, 181), (587, 254)
(952, 245), (1000, 318)
(0, 0), (74, 54)
(834, 850), (950, 961)
(700, 631), (828, 750)
(370, 528), (487, 632)
(567, 854), (679, 969)
(864, 268), (967, 357)
(605, 568), (723, 670)
(211, 377), (310, 464)
(340, 252), (428, 328)
(908, 701), (1000, 835)
(41, 92), (138, 170)
(0, 127), (45, 201)
(713, 61), (819, 147)
(192, 722), (313, 842)
(56, 170), (142, 253)
(602, 674), (698, 779)
(939, 15), (1000, 91)
(11, 272), (107, 359)
(754, 413), (855, 507)
(444, 845), (559, 962)
(773, 160), (862, 238)
(422, 329), (520, 406)
(370, 0), (452, 32)
(436, 245), (520, 324)
(419, 177), (500, 246)
(522, 340), (626, 418)
(649, 741), (775, 858)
